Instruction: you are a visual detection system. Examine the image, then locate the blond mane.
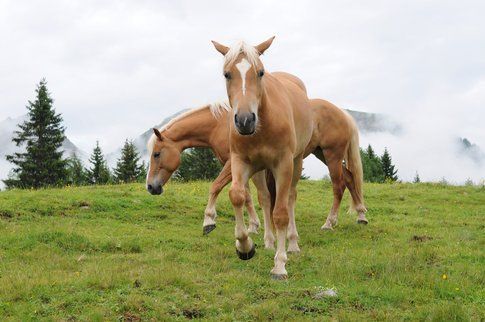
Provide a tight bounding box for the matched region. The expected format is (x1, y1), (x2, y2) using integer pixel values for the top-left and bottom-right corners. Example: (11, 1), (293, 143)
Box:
(223, 41), (260, 68)
(147, 101), (231, 154)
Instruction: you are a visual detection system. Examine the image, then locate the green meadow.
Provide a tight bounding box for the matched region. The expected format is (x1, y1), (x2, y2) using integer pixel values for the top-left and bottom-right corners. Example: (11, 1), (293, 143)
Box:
(0, 181), (483, 321)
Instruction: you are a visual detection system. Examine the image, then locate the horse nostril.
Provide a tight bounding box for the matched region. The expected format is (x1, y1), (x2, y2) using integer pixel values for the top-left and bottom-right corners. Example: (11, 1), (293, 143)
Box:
(234, 114), (239, 124)
(251, 113), (256, 122)
(147, 184), (153, 191)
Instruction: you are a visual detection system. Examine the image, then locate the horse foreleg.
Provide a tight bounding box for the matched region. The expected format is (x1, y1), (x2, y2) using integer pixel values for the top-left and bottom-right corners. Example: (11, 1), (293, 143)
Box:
(229, 157), (255, 260)
(270, 155), (293, 279)
(203, 161), (232, 235)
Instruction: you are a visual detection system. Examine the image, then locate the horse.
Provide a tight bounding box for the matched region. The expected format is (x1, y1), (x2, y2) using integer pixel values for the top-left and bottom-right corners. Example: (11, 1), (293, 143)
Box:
(210, 37), (314, 279)
(145, 98), (368, 252)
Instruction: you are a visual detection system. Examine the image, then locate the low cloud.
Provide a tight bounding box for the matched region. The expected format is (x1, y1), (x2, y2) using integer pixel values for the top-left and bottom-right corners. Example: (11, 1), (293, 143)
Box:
(0, 0), (483, 183)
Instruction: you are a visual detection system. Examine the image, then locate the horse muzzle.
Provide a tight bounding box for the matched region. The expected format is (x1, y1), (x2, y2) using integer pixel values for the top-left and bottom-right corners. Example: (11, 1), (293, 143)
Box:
(234, 112), (256, 136)
(147, 183), (163, 195)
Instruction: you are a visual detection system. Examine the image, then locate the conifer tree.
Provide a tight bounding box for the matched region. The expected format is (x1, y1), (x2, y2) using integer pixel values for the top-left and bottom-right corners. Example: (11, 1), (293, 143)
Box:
(86, 141), (111, 184)
(66, 153), (87, 186)
(138, 160), (148, 182)
(113, 139), (144, 183)
(360, 145), (385, 183)
(4, 79), (67, 188)
(381, 147), (398, 181)
(366, 144), (376, 159)
(413, 171), (421, 183)
(176, 148), (222, 181)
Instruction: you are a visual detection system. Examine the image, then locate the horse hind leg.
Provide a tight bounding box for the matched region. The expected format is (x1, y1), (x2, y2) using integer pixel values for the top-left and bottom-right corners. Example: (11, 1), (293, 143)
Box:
(203, 161), (232, 235)
(252, 171), (275, 249)
(287, 157), (303, 253)
(343, 166), (368, 224)
(321, 153), (346, 230)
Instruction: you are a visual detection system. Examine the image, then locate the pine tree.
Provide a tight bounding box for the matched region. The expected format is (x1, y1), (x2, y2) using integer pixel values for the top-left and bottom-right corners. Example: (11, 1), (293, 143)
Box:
(381, 148), (398, 181)
(86, 141), (111, 184)
(113, 139), (144, 183)
(4, 79), (67, 189)
(176, 148), (222, 181)
(66, 153), (87, 186)
(413, 171), (421, 183)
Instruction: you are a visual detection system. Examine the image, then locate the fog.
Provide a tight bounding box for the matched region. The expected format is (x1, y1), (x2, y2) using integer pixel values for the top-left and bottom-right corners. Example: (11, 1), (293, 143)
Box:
(0, 0), (484, 183)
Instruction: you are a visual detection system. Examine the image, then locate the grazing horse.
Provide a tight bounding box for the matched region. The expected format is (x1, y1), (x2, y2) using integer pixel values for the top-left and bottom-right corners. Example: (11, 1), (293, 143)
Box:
(211, 37), (314, 279)
(145, 103), (265, 236)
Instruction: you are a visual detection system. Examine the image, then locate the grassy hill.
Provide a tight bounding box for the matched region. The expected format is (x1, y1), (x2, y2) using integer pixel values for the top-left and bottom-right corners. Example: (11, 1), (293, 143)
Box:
(0, 181), (483, 321)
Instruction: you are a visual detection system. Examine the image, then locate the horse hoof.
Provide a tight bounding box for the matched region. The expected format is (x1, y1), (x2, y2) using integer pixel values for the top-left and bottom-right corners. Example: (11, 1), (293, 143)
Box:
(287, 244), (300, 253)
(321, 224), (333, 231)
(203, 224), (216, 235)
(236, 244), (256, 260)
(271, 273), (288, 280)
(357, 219), (368, 225)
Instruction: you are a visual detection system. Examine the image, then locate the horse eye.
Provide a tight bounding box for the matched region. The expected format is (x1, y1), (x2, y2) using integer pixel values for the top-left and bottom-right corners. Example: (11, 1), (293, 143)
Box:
(258, 70), (265, 77)
(224, 72), (231, 80)
(154, 152), (160, 158)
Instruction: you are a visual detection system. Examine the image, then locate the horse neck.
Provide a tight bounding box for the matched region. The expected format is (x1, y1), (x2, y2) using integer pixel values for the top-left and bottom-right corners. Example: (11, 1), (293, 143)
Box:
(163, 106), (218, 151)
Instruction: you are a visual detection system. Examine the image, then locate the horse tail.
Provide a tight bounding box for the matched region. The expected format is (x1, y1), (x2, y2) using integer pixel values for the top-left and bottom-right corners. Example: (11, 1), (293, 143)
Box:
(344, 112), (367, 213)
(265, 169), (276, 216)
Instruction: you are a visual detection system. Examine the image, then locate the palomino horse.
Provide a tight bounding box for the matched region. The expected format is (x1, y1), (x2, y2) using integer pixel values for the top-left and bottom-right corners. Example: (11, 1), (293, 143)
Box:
(146, 102), (266, 236)
(211, 37), (314, 279)
(146, 102), (368, 250)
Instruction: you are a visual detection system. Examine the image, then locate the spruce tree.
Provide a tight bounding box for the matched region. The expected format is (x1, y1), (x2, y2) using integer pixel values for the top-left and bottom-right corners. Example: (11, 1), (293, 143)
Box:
(366, 144), (376, 159)
(4, 79), (67, 189)
(381, 148), (398, 181)
(113, 139), (144, 183)
(138, 160), (148, 182)
(360, 145), (385, 183)
(86, 141), (111, 184)
(413, 172), (421, 183)
(66, 153), (87, 186)
(176, 148), (222, 181)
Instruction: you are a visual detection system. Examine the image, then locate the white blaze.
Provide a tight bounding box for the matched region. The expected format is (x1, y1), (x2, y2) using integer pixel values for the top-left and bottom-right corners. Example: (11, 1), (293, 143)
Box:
(236, 58), (251, 96)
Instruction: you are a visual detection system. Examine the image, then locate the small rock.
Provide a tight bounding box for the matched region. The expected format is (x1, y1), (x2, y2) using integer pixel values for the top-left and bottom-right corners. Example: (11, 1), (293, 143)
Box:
(313, 288), (338, 299)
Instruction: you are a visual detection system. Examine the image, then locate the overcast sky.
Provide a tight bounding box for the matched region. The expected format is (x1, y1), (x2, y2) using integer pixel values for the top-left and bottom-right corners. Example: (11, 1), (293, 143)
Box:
(0, 0), (484, 182)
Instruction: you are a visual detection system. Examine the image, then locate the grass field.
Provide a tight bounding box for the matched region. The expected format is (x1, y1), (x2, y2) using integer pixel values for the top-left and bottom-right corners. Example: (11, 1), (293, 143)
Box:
(0, 180), (483, 321)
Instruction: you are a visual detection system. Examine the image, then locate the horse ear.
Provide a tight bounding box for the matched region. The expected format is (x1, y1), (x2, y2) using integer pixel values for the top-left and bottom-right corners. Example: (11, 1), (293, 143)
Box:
(211, 40), (229, 55)
(153, 128), (163, 141)
(255, 36), (275, 55)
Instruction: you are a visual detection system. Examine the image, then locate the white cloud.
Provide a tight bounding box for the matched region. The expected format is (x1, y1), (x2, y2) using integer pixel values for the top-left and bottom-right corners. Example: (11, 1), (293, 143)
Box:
(0, 0), (484, 182)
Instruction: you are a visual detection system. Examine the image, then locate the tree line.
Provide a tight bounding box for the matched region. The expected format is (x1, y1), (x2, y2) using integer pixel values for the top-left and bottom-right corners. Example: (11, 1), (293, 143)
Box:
(359, 145), (398, 183)
(3, 80), (146, 189)
(3, 79), (401, 189)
